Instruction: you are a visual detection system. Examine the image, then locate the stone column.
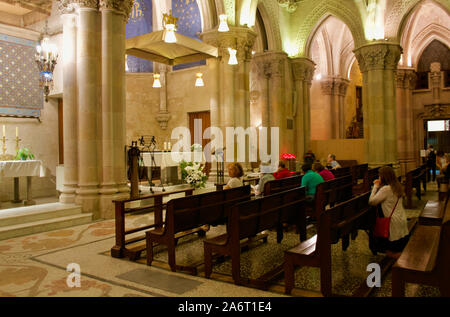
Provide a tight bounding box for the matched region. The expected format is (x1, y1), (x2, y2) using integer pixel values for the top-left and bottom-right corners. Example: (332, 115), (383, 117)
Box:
(291, 57), (315, 161)
(319, 78), (335, 139)
(76, 2), (101, 216)
(354, 42), (402, 166)
(155, 64), (170, 129)
(396, 68), (417, 175)
(201, 27), (256, 165)
(335, 78), (350, 138)
(59, 9), (78, 204)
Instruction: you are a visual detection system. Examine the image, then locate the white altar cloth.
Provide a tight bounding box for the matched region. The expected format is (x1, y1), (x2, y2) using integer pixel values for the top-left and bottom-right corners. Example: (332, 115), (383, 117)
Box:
(0, 160), (45, 180)
(142, 152), (205, 168)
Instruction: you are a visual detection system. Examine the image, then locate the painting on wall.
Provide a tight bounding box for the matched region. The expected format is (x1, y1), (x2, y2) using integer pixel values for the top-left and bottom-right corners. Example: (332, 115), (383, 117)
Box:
(0, 34), (43, 118)
(126, 0), (153, 73)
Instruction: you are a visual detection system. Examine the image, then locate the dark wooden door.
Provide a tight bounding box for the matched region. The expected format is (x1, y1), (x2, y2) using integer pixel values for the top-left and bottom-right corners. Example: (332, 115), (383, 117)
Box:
(188, 111), (211, 175)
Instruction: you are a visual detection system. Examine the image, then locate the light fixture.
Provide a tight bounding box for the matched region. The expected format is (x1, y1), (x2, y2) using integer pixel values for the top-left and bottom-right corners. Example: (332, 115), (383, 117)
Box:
(314, 73), (322, 80)
(195, 73), (204, 87)
(162, 10), (178, 43)
(218, 14), (229, 32)
(228, 48), (238, 65)
(125, 54), (129, 72)
(35, 21), (58, 102)
(153, 73), (161, 88)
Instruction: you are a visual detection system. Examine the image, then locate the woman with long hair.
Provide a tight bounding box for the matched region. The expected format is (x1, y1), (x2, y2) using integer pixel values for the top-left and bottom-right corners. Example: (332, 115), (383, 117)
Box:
(369, 166), (409, 259)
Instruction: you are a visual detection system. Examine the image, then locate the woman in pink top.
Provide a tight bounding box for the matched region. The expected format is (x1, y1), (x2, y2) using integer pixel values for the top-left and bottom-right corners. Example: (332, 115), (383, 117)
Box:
(313, 162), (335, 181)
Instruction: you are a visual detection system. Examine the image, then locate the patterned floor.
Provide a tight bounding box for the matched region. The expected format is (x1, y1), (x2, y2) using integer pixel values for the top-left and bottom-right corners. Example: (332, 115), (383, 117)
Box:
(0, 184), (442, 297)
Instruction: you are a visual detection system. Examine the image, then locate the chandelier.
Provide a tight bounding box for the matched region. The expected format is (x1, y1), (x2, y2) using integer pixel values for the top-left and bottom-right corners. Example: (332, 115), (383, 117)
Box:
(35, 21), (58, 102)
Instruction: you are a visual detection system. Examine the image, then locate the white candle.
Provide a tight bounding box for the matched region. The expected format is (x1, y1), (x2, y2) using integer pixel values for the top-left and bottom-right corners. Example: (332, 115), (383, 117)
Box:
(168, 142), (171, 150)
(163, 142), (167, 151)
(2, 125), (5, 137)
(16, 127), (18, 138)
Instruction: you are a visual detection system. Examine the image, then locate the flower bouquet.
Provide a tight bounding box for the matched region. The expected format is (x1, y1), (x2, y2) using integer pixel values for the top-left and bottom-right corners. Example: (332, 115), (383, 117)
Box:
(180, 160), (207, 189)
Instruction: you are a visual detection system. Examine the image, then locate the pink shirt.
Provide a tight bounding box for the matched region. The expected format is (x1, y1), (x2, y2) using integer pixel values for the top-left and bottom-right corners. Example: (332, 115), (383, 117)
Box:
(319, 169), (335, 181)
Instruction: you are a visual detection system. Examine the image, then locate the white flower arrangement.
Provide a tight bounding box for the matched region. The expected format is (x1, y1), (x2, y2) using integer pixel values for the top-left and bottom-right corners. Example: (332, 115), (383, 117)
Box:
(180, 161), (207, 189)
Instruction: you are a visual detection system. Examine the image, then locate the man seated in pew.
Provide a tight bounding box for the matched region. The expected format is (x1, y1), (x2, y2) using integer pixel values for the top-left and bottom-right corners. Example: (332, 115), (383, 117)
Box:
(252, 163), (276, 196)
(273, 161), (291, 179)
(223, 163), (244, 189)
(327, 154), (342, 170)
(369, 166), (410, 259)
(313, 162), (335, 182)
(301, 163), (324, 201)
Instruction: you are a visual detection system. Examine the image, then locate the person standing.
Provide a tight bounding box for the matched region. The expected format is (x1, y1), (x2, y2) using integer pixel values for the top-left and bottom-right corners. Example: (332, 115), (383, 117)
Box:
(369, 166), (409, 259)
(426, 145), (437, 182)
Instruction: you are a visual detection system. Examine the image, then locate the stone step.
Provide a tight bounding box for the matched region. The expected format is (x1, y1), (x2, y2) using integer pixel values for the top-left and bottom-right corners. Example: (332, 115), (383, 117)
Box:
(0, 203), (82, 228)
(0, 213), (93, 241)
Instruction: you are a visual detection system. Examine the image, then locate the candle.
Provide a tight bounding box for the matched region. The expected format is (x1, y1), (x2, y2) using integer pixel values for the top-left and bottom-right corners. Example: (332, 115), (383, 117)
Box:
(168, 142), (171, 150)
(16, 127), (18, 138)
(163, 142), (167, 151)
(2, 125), (5, 137)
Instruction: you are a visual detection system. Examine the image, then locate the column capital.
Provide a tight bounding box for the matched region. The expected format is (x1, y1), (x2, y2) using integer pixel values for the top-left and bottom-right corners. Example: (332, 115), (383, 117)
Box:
(320, 79), (334, 95)
(396, 68), (417, 89)
(252, 51), (288, 78)
(334, 77), (350, 96)
(58, 0), (99, 14)
(201, 27), (257, 61)
(290, 57), (315, 83)
(354, 42), (402, 72)
(99, 0), (133, 21)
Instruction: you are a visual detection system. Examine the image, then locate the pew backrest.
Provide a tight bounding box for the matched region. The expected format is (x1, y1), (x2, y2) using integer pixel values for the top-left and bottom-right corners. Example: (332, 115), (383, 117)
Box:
(313, 175), (354, 218)
(331, 166), (351, 178)
(263, 175), (302, 196)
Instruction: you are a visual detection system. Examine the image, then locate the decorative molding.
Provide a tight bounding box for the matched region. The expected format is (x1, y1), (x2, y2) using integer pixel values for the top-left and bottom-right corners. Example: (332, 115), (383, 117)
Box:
(155, 112), (171, 130)
(277, 0), (303, 13)
(396, 68), (416, 89)
(99, 0), (133, 20)
(253, 51), (287, 78)
(354, 43), (402, 72)
(290, 57), (315, 83)
(57, 0), (99, 14)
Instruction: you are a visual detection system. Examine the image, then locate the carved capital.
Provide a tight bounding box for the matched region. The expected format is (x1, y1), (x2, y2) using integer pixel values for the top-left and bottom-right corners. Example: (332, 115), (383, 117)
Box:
(396, 68), (417, 89)
(156, 112), (171, 130)
(320, 79), (334, 95)
(354, 42), (402, 72)
(277, 0), (303, 13)
(253, 51), (287, 78)
(58, 0), (99, 14)
(291, 57), (315, 83)
(100, 0), (133, 21)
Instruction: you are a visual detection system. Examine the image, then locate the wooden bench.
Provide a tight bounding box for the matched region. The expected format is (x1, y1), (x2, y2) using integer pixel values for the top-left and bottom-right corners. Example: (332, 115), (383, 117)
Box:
(338, 160), (358, 168)
(146, 185), (252, 273)
(284, 191), (375, 296)
(419, 196), (449, 226)
(351, 163), (368, 192)
(391, 198), (450, 296)
(404, 165), (428, 209)
(263, 175), (305, 241)
(203, 186), (307, 287)
(360, 164), (393, 193)
(330, 166), (351, 178)
(110, 188), (194, 260)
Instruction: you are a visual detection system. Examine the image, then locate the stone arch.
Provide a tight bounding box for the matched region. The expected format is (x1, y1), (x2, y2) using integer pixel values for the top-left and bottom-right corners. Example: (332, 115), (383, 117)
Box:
(385, 0), (450, 40)
(412, 25), (450, 68)
(197, 0), (218, 31)
(256, 1), (282, 51)
(293, 0), (365, 57)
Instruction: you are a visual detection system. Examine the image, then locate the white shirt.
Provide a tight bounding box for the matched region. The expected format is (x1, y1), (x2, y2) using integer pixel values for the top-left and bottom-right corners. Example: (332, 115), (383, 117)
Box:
(369, 185), (409, 241)
(226, 177), (243, 189)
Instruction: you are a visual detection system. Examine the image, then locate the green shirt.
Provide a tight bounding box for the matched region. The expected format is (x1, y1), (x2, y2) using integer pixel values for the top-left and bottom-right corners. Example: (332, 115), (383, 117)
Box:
(301, 170), (324, 196)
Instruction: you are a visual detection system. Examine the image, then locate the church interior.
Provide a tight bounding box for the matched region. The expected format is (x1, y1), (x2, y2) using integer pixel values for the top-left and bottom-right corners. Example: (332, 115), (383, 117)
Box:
(0, 0), (449, 298)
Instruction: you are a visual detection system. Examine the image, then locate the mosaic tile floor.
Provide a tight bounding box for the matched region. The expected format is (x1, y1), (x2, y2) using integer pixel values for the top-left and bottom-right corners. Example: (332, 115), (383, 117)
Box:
(0, 184), (442, 297)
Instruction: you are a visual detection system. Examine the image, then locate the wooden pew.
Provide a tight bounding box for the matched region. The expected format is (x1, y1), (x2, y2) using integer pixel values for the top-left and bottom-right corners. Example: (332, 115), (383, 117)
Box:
(404, 165), (428, 209)
(391, 198), (450, 297)
(263, 175), (304, 241)
(110, 188), (194, 260)
(330, 166), (351, 178)
(419, 196), (449, 226)
(146, 185), (252, 273)
(361, 164), (393, 193)
(284, 192), (375, 297)
(203, 187), (307, 287)
(351, 163), (368, 188)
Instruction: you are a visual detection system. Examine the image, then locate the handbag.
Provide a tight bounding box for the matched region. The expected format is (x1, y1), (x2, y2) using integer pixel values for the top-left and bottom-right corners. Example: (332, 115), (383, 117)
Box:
(373, 197), (400, 238)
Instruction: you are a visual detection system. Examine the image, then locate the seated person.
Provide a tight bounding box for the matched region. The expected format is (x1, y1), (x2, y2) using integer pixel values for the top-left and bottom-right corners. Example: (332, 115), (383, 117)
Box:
(303, 150), (316, 164)
(327, 154), (341, 169)
(223, 162), (244, 189)
(301, 163), (324, 200)
(273, 161), (291, 179)
(313, 162), (335, 181)
(253, 163), (276, 196)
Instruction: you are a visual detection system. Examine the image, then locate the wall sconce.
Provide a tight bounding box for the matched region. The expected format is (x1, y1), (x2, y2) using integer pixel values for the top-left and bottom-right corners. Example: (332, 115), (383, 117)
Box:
(228, 48), (238, 65)
(195, 73), (204, 87)
(218, 14), (229, 32)
(153, 73), (162, 88)
(163, 11), (178, 43)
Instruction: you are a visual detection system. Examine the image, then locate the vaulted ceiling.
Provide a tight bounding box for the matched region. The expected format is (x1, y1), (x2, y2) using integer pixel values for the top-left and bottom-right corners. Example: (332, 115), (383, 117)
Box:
(0, 0), (52, 28)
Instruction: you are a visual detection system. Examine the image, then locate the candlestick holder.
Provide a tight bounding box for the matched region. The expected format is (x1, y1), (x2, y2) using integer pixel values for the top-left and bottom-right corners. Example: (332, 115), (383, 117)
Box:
(2, 136), (7, 155)
(15, 136), (22, 152)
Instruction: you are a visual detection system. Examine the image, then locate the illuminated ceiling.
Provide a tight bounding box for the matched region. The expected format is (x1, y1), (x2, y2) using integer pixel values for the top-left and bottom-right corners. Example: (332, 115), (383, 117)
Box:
(0, 0), (52, 27)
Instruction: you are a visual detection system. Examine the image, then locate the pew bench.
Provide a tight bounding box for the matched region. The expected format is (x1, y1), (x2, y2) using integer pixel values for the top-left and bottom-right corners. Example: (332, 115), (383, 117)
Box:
(203, 186), (307, 287)
(284, 191), (374, 297)
(146, 185), (252, 273)
(392, 198), (450, 297)
(110, 188), (194, 260)
(404, 165), (428, 209)
(419, 197), (448, 226)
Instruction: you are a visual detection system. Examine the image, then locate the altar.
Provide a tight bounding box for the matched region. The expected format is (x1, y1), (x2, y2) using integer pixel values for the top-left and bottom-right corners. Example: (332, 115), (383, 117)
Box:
(141, 152), (205, 186)
(0, 160), (45, 206)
